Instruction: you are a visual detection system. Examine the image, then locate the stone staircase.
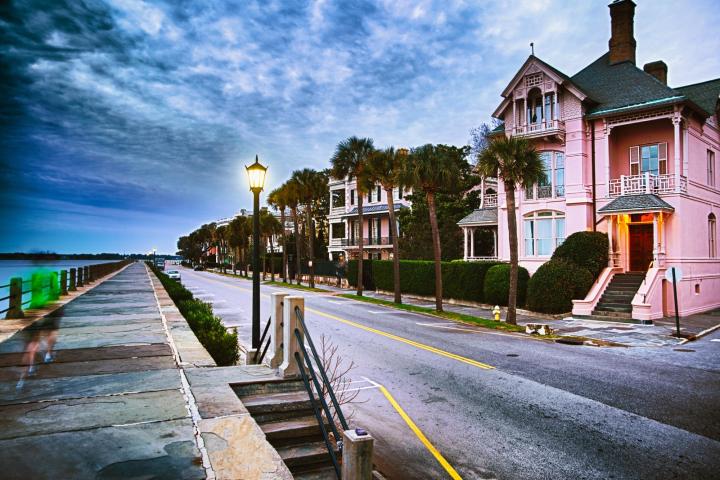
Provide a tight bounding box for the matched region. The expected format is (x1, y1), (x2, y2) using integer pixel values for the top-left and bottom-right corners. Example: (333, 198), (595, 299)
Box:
(588, 272), (649, 323)
(234, 379), (339, 479)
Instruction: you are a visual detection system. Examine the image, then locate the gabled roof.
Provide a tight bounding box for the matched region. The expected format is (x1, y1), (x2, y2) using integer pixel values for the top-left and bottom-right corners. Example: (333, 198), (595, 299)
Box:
(676, 79), (720, 117)
(572, 53), (684, 116)
(493, 55), (588, 118)
(457, 208), (498, 226)
(598, 194), (674, 214)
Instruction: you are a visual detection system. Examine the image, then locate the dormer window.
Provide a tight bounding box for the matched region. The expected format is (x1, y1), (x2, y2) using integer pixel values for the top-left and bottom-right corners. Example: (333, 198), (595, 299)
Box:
(526, 88), (555, 127)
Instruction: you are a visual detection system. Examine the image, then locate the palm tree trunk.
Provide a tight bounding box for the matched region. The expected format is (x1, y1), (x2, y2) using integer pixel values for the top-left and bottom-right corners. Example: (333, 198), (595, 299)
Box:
(269, 236), (275, 282)
(306, 206), (315, 288)
(427, 191), (443, 312)
(385, 187), (401, 304)
(357, 193), (364, 296)
(505, 181), (518, 325)
(292, 207), (302, 285)
(280, 210), (287, 283)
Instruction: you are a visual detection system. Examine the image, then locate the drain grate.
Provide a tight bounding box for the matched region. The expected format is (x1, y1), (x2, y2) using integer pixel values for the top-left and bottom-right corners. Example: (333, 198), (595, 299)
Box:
(506, 354), (519, 357)
(673, 348), (695, 352)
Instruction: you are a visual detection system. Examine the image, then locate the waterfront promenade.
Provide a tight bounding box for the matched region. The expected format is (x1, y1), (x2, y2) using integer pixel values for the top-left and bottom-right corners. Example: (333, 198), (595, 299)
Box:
(0, 262), (291, 479)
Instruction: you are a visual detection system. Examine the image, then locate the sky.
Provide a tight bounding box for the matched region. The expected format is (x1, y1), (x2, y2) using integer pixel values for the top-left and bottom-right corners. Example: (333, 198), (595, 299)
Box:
(1, 0), (719, 254)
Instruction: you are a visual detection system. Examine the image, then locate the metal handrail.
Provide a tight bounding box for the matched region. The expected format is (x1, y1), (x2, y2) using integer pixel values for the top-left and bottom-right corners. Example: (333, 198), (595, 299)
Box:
(294, 350), (342, 478)
(0, 283), (10, 289)
(253, 315), (272, 364)
(295, 306), (349, 430)
(0, 295), (11, 302)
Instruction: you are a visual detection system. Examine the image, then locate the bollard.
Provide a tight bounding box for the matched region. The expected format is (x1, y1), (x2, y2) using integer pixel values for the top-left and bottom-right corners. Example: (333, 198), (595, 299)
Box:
(60, 270), (68, 295)
(84, 265), (91, 283)
(77, 267), (84, 288)
(6, 277), (24, 319)
(342, 429), (374, 480)
(30, 272), (43, 308)
(280, 296), (304, 378)
(49, 271), (60, 301)
(69, 268), (77, 291)
(270, 292), (289, 369)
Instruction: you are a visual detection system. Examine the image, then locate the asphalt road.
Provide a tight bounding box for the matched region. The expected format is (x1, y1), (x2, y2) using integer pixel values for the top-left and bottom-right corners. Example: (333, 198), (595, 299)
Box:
(177, 266), (720, 480)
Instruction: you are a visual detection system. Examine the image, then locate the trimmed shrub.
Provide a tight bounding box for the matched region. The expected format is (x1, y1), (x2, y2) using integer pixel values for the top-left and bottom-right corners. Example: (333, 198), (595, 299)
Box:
(148, 263), (238, 366)
(526, 259), (594, 314)
(372, 260), (503, 303)
(483, 264), (530, 307)
(346, 260), (375, 290)
(552, 231), (608, 278)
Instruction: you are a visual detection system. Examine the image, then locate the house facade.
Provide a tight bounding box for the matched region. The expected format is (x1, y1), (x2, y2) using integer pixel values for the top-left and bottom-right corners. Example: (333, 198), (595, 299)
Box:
(466, 0), (720, 320)
(327, 176), (412, 261)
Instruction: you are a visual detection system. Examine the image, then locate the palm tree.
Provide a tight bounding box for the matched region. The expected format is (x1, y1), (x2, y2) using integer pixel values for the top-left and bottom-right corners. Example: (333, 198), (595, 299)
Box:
(260, 209), (282, 282)
(367, 146), (405, 304)
(330, 136), (375, 296)
(477, 135), (544, 325)
(267, 186), (289, 283)
(401, 144), (469, 312)
(228, 216), (250, 276)
(216, 225), (228, 272)
(292, 168), (329, 288)
(283, 178), (303, 285)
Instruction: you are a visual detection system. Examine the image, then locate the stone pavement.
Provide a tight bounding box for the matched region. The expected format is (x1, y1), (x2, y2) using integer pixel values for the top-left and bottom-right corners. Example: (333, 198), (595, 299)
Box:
(0, 262), (292, 480)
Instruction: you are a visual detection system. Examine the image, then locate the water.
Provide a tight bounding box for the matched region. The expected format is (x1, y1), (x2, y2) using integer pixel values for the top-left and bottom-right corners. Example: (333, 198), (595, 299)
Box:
(0, 259), (118, 315)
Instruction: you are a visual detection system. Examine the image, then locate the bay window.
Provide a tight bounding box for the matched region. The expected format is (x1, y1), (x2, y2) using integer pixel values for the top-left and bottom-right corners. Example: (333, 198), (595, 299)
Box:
(526, 151), (565, 200)
(524, 211), (565, 256)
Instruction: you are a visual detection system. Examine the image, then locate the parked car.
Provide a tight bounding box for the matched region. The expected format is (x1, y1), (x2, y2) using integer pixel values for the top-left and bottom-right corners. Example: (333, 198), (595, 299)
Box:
(193, 265), (205, 271)
(166, 270), (181, 282)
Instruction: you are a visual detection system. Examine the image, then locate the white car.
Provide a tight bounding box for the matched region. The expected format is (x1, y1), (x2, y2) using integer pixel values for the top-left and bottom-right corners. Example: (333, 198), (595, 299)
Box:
(166, 270), (181, 282)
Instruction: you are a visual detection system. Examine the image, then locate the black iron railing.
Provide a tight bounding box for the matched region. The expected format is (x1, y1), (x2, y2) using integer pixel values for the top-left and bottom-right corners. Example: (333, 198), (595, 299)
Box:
(293, 306), (348, 479)
(253, 315), (272, 364)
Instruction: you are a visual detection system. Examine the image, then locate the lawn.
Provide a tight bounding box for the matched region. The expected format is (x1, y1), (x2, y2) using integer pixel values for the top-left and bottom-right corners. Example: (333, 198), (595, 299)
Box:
(339, 294), (526, 333)
(264, 281), (330, 293)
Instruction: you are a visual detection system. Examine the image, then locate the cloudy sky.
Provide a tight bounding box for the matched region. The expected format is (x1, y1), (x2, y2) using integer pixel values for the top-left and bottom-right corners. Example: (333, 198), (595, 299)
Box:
(1, 0), (718, 254)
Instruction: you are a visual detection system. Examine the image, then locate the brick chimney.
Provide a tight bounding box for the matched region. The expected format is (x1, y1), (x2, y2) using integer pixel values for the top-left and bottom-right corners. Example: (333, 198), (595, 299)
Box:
(608, 0), (636, 65)
(643, 61), (668, 85)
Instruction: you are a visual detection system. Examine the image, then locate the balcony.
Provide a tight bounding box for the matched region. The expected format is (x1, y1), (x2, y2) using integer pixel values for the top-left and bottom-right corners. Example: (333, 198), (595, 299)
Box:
(481, 194), (498, 208)
(332, 237), (393, 247)
(609, 173), (688, 197)
(511, 119), (565, 140)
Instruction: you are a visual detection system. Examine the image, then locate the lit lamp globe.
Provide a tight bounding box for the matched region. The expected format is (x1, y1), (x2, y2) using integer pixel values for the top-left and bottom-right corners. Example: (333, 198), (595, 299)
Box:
(246, 155), (267, 192)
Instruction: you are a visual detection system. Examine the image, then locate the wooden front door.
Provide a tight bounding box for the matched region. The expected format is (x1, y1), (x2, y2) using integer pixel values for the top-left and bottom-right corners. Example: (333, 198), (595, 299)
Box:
(629, 224), (653, 271)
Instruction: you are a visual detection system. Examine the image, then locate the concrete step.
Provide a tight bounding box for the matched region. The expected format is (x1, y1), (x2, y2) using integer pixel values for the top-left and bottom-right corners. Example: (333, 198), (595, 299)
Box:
(233, 379), (305, 397)
(261, 416), (325, 444)
(599, 294), (635, 303)
(594, 303), (633, 312)
(592, 308), (632, 317)
(292, 465), (339, 480)
(278, 441), (338, 471)
(575, 313), (653, 324)
(605, 284), (642, 291)
(242, 390), (315, 423)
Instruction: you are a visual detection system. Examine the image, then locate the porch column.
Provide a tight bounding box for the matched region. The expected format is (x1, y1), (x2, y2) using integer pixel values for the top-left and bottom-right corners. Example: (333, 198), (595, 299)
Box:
(480, 177), (485, 208)
(652, 213), (660, 267)
(512, 98), (517, 131)
(470, 228), (475, 258)
(673, 115), (681, 192)
(493, 228), (498, 258)
(523, 96), (527, 127)
(463, 227), (468, 261)
(682, 122), (689, 187)
(604, 123), (612, 198)
(607, 215), (614, 267)
(554, 90), (559, 121)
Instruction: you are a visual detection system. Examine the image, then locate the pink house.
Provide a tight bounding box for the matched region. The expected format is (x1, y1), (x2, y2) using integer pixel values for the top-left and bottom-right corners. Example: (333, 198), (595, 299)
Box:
(474, 0), (720, 321)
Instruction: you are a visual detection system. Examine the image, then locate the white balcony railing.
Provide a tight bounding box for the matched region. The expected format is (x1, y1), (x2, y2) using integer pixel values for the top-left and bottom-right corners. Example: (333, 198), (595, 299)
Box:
(511, 119), (565, 137)
(608, 173), (688, 197)
(481, 194), (498, 208)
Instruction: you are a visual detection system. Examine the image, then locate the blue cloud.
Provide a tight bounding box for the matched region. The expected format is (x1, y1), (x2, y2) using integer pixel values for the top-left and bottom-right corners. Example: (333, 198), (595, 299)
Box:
(1, 0), (718, 253)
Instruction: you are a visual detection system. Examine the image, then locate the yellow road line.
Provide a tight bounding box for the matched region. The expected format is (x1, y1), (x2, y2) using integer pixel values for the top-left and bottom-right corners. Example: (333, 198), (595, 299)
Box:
(193, 271), (494, 370)
(307, 307), (494, 370)
(365, 378), (463, 480)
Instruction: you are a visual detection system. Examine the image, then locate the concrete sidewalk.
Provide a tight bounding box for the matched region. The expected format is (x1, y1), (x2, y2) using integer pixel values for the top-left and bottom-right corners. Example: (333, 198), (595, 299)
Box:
(0, 262), (291, 480)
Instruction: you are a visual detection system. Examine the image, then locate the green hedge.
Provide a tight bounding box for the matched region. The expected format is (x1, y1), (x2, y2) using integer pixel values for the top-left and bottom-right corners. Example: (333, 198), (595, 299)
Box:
(370, 260), (503, 303)
(346, 260), (375, 291)
(552, 231), (608, 278)
(483, 264), (529, 307)
(526, 259), (594, 314)
(147, 263), (238, 366)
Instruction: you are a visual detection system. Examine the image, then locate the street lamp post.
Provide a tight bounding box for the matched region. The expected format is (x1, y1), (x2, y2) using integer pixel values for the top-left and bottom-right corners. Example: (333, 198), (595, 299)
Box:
(246, 155), (268, 349)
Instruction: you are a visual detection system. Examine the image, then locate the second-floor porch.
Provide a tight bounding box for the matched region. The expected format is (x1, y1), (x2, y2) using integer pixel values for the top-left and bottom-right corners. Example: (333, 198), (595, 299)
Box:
(609, 172), (687, 197)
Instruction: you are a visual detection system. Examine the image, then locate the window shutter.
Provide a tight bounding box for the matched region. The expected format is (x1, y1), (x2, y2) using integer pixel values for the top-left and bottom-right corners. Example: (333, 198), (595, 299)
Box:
(630, 146), (639, 175)
(658, 143), (667, 174)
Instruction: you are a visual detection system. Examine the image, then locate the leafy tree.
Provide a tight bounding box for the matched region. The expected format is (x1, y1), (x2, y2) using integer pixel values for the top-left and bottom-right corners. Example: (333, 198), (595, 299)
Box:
(400, 144), (473, 312)
(292, 168), (329, 288)
(367, 146), (406, 304)
(477, 135), (544, 325)
(330, 136), (375, 296)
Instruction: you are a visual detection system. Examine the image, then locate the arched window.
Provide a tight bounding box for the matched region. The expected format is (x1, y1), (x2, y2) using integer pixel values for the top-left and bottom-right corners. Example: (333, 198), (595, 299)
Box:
(710, 213), (717, 258)
(524, 211), (565, 257)
(526, 88), (543, 125)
